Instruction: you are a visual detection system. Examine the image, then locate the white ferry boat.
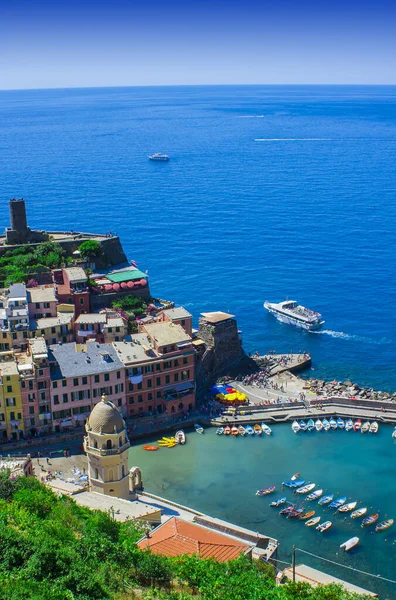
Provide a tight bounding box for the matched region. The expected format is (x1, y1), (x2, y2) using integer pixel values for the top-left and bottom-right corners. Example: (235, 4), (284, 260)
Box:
(264, 300), (324, 331)
(148, 153), (169, 161)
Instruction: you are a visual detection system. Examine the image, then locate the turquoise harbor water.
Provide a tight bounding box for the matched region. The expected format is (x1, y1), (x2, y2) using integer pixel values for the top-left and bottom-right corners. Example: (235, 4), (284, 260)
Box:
(0, 85), (395, 390)
(133, 425), (396, 598)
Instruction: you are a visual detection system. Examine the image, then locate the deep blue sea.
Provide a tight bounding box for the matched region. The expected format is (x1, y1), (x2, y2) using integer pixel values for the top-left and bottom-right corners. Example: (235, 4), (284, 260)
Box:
(0, 85), (395, 391)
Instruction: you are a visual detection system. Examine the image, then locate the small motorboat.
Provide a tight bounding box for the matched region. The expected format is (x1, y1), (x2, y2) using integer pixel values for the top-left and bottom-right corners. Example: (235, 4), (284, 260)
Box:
(224, 425), (231, 435)
(299, 420), (307, 432)
(329, 496), (347, 510)
(345, 419), (354, 431)
(296, 483), (316, 495)
(142, 445), (158, 451)
(291, 473), (300, 481)
(362, 513), (379, 527)
(354, 419), (362, 432)
(305, 516), (321, 527)
(318, 494), (334, 506)
(306, 489), (323, 501)
(351, 507), (367, 519)
(216, 427), (224, 435)
(194, 424), (204, 434)
(231, 425), (239, 437)
(376, 519), (394, 532)
(338, 501), (357, 513)
(315, 419), (323, 432)
(369, 421), (378, 434)
(261, 423), (272, 435)
(361, 421), (370, 434)
(322, 419), (331, 431)
(337, 418), (345, 429)
(175, 430), (186, 444)
(299, 510), (316, 520)
(238, 425), (246, 436)
(292, 420), (300, 433)
(256, 486), (276, 496)
(317, 521), (332, 533)
(245, 425), (254, 436)
(340, 537), (359, 552)
(283, 479), (305, 488)
(254, 424), (262, 435)
(307, 419), (315, 432)
(270, 497), (287, 507)
(329, 417), (337, 430)
(287, 508), (304, 519)
(392, 426), (396, 439)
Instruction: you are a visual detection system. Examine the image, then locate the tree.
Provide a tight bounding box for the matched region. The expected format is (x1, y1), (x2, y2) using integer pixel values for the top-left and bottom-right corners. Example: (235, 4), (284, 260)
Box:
(78, 240), (101, 259)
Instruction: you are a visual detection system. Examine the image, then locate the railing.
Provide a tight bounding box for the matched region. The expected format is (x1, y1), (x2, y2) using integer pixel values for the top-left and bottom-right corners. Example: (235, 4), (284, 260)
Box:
(84, 442), (130, 456)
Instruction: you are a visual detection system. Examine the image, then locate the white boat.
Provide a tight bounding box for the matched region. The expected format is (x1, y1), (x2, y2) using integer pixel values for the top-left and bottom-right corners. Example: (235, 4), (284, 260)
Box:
(345, 419), (354, 431)
(322, 419), (331, 432)
(148, 153), (169, 161)
(305, 516), (321, 527)
(351, 507), (367, 519)
(216, 427), (224, 435)
(299, 420), (307, 432)
(338, 501), (357, 513)
(175, 430), (186, 444)
(361, 421), (370, 434)
(307, 419), (315, 432)
(337, 418), (345, 429)
(392, 427), (396, 439)
(292, 420), (300, 433)
(369, 422), (378, 433)
(315, 419), (323, 432)
(261, 423), (272, 435)
(316, 521), (332, 533)
(296, 483), (316, 495)
(340, 537), (359, 552)
(329, 418), (337, 430)
(264, 300), (324, 331)
(306, 489), (323, 501)
(194, 424), (204, 434)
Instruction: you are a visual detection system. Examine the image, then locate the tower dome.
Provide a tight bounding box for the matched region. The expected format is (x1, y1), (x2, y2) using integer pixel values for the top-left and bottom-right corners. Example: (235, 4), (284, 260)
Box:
(87, 394), (125, 434)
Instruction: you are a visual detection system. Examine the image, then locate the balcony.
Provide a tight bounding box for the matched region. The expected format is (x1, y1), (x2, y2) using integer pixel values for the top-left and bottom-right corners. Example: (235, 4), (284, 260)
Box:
(84, 441), (130, 456)
(77, 329), (96, 337)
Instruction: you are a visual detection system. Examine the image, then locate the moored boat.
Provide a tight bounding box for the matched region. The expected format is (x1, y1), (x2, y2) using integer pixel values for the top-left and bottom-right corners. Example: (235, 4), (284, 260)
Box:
(338, 501), (357, 513)
(337, 418), (345, 429)
(270, 497), (287, 507)
(194, 424), (204, 434)
(175, 430), (186, 444)
(307, 419), (315, 432)
(376, 519), (394, 532)
(238, 425), (246, 436)
(392, 426), (396, 439)
(292, 420), (300, 433)
(305, 516), (321, 527)
(216, 427), (224, 435)
(315, 419), (323, 432)
(369, 421), (378, 434)
(322, 419), (331, 431)
(345, 419), (354, 431)
(296, 483), (316, 495)
(362, 513), (379, 527)
(256, 486), (276, 496)
(287, 508), (304, 519)
(299, 510), (315, 520)
(351, 507), (367, 519)
(142, 445), (158, 451)
(354, 419), (362, 432)
(329, 417), (337, 430)
(283, 479), (305, 488)
(329, 496), (346, 509)
(316, 521), (332, 533)
(231, 425), (239, 437)
(254, 424), (262, 436)
(261, 423), (272, 435)
(361, 421), (370, 434)
(280, 504), (297, 516)
(299, 420), (307, 432)
(306, 489), (323, 501)
(291, 473), (300, 481)
(245, 425), (254, 436)
(224, 425), (231, 435)
(340, 537), (359, 552)
(318, 494), (334, 505)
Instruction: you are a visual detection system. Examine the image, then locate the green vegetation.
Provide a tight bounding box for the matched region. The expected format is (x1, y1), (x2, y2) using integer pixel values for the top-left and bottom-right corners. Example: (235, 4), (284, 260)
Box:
(112, 295), (147, 314)
(78, 240), (101, 260)
(0, 473), (372, 600)
(0, 242), (69, 287)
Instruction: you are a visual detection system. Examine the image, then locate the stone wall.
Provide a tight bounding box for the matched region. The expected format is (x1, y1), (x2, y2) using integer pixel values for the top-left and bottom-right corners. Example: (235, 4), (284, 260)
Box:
(91, 287), (151, 310)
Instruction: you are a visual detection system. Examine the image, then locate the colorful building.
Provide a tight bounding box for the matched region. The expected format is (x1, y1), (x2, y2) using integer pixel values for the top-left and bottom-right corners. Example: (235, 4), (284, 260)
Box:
(30, 311), (74, 345)
(0, 283), (30, 352)
(0, 358), (24, 440)
(27, 285), (58, 319)
(52, 267), (90, 317)
(74, 312), (127, 344)
(159, 307), (193, 336)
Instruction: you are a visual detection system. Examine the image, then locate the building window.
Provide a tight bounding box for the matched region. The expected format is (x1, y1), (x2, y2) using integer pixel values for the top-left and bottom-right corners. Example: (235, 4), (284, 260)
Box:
(80, 298), (84, 305)
(156, 363), (161, 371)
(148, 392), (153, 401)
(174, 373), (179, 382)
(118, 398), (122, 407)
(62, 380), (67, 387)
(183, 357), (188, 365)
(63, 394), (68, 403)
(35, 302), (40, 309)
(38, 369), (44, 376)
(95, 468), (99, 479)
(156, 391), (161, 399)
(104, 373), (109, 382)
(73, 378), (79, 386)
(30, 418), (35, 426)
(6, 385), (12, 393)
(137, 382), (142, 390)
(94, 375), (100, 383)
(53, 381), (58, 388)
(165, 375), (170, 384)
(174, 359), (179, 367)
(129, 382), (133, 392)
(144, 365), (153, 373)
(156, 377), (161, 386)
(122, 465), (125, 477)
(106, 439), (112, 450)
(129, 397), (134, 404)
(82, 376), (87, 385)
(29, 406), (34, 415)
(181, 319), (185, 326)
(138, 395), (143, 403)
(147, 378), (152, 388)
(54, 395), (59, 405)
(116, 371), (121, 379)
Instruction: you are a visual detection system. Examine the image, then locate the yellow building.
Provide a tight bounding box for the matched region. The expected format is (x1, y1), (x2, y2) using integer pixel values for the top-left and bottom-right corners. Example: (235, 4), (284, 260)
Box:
(0, 359), (24, 440)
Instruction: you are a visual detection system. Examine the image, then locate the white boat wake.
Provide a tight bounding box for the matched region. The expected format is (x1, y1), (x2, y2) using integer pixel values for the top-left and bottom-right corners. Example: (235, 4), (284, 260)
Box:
(255, 138), (333, 141)
(313, 330), (392, 345)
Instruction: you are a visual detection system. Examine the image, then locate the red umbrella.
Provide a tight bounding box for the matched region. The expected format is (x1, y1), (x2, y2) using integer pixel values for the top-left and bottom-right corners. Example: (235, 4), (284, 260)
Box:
(113, 283), (120, 291)
(140, 279), (147, 287)
(120, 282), (128, 289)
(127, 281), (135, 289)
(105, 284), (113, 291)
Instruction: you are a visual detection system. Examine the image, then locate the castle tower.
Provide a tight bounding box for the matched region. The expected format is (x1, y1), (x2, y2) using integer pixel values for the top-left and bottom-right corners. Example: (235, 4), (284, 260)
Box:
(84, 394), (131, 499)
(5, 198), (47, 245)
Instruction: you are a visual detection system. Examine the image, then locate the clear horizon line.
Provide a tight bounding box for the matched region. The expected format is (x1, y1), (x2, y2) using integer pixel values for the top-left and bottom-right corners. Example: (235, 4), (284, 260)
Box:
(2, 82), (396, 93)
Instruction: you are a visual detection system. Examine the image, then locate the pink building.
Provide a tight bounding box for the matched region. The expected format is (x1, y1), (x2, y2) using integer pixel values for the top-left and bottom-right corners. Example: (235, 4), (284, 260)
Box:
(159, 307), (193, 336)
(48, 340), (126, 432)
(27, 285), (58, 319)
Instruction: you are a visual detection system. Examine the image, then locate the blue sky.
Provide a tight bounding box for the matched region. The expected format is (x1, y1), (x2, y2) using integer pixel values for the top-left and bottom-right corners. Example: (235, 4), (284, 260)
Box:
(1, 0), (396, 89)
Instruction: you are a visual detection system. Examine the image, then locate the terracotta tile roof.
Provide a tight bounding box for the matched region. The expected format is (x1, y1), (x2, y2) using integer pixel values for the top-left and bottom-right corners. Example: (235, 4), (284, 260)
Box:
(137, 517), (250, 562)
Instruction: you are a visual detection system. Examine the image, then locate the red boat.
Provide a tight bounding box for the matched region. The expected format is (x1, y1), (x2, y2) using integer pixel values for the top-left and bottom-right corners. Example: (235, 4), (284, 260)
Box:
(354, 419), (362, 432)
(256, 486), (276, 496)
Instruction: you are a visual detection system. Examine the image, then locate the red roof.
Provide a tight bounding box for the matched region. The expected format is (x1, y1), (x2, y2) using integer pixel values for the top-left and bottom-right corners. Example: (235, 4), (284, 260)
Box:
(137, 517), (250, 562)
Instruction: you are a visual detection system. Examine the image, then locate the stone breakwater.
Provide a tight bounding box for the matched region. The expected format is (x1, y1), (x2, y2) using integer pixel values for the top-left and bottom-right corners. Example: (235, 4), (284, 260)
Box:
(306, 378), (396, 404)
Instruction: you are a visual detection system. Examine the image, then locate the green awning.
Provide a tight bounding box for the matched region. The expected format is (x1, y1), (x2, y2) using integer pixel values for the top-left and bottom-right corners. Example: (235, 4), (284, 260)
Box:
(107, 269), (148, 283)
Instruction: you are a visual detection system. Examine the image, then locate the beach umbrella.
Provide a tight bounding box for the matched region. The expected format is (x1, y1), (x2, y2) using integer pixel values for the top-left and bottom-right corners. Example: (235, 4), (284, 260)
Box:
(127, 281), (135, 289)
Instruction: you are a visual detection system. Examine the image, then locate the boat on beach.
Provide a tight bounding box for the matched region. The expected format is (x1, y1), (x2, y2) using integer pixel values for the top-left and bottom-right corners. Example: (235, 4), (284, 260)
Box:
(329, 496), (346, 509)
(345, 419), (354, 431)
(376, 519), (394, 532)
(175, 430), (186, 444)
(254, 424), (262, 435)
(216, 427), (224, 435)
(340, 537), (359, 552)
(296, 483), (316, 495)
(315, 419), (323, 432)
(354, 419), (362, 432)
(361, 421), (370, 434)
(292, 420), (300, 433)
(194, 424), (204, 434)
(318, 494), (334, 505)
(305, 516), (321, 527)
(270, 497), (287, 507)
(338, 501), (357, 513)
(329, 417), (337, 430)
(256, 486), (276, 496)
(264, 300), (324, 331)
(245, 425), (254, 436)
(369, 421), (378, 433)
(307, 419), (315, 432)
(306, 489), (323, 501)
(261, 423), (272, 435)
(337, 418), (345, 429)
(322, 419), (331, 431)
(362, 513), (379, 527)
(317, 521), (332, 533)
(351, 507), (367, 519)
